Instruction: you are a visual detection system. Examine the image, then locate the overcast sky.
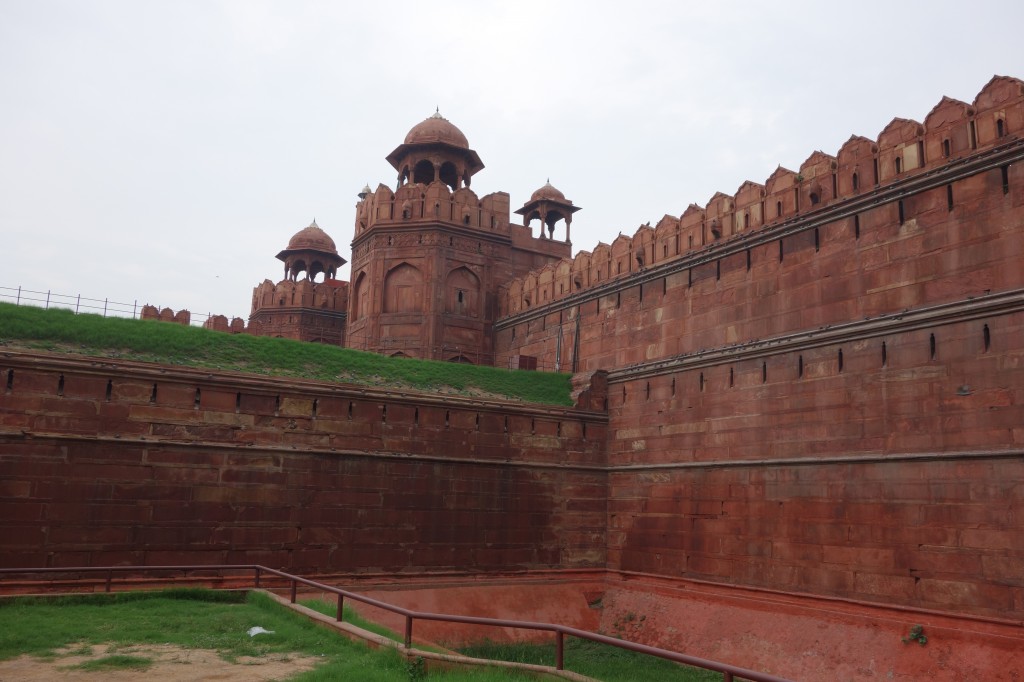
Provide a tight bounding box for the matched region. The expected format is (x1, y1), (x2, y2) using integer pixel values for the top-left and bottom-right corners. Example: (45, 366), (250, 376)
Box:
(2, 0), (1023, 321)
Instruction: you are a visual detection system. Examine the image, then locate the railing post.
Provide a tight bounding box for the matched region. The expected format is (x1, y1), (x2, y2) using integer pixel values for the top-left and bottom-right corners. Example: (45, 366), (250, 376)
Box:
(75, 294), (81, 314)
(555, 631), (564, 670)
(45, 290), (50, 310)
(404, 616), (412, 649)
(254, 567), (261, 588)
(290, 579), (297, 603)
(105, 569), (112, 593)
(336, 593), (344, 622)
(16, 286), (21, 305)
(103, 298), (108, 317)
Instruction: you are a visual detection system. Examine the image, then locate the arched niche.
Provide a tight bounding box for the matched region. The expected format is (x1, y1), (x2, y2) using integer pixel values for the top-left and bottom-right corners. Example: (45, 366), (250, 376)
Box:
(383, 262), (423, 313)
(445, 266), (481, 317)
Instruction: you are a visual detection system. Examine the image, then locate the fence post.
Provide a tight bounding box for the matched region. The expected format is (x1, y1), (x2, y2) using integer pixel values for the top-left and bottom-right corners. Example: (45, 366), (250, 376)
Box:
(404, 616), (412, 648)
(336, 594), (344, 622)
(45, 290), (50, 309)
(290, 579), (297, 603)
(103, 298), (108, 317)
(555, 631), (564, 670)
(133, 300), (137, 319)
(76, 294), (81, 314)
(16, 286), (21, 305)
(105, 569), (112, 593)
(254, 567), (261, 588)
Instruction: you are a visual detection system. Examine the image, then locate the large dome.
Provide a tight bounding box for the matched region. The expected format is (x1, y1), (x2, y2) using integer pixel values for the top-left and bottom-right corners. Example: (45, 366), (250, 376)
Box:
(286, 220), (338, 254)
(530, 180), (567, 202)
(404, 110), (470, 149)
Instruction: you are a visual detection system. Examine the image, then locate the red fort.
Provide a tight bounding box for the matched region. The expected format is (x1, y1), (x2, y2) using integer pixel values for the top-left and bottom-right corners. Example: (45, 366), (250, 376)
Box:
(3, 75), (1024, 680)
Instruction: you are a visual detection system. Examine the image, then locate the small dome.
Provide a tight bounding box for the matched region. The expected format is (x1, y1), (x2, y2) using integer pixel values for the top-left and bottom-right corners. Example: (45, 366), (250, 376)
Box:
(404, 110), (469, 149)
(286, 220), (338, 254)
(530, 180), (567, 202)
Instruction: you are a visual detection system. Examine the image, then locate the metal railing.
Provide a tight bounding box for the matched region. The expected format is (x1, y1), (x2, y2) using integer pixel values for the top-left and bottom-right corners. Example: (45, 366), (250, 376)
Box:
(0, 285), (245, 328)
(0, 285), (141, 319)
(0, 564), (792, 681)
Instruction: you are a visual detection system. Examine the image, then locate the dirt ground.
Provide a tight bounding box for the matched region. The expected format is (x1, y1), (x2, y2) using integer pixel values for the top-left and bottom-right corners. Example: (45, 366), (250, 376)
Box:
(0, 642), (320, 681)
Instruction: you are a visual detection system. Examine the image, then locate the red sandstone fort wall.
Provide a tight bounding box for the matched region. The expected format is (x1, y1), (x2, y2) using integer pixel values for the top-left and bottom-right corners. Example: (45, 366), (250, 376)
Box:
(605, 309), (1024, 618)
(487, 76), (1024, 620)
(497, 76), (1023, 328)
(0, 354), (607, 574)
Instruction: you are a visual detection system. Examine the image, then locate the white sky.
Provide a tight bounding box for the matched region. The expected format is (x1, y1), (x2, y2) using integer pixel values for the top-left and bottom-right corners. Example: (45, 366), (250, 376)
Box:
(2, 0), (1023, 321)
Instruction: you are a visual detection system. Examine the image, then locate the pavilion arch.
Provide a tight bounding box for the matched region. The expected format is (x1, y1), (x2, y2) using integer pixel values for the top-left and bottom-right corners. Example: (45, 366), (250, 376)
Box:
(445, 266), (481, 317)
(439, 161), (460, 191)
(413, 159), (435, 185)
(383, 262), (424, 313)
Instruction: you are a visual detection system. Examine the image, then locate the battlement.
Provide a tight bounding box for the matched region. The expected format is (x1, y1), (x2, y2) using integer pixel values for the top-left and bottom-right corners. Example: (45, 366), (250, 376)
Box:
(140, 304), (191, 326)
(354, 182), (512, 238)
(499, 75), (1024, 315)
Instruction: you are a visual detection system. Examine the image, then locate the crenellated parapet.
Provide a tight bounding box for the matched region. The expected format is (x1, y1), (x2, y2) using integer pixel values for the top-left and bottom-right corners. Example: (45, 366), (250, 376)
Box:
(499, 75), (1024, 316)
(140, 304), (190, 326)
(250, 277), (349, 313)
(354, 181), (512, 240)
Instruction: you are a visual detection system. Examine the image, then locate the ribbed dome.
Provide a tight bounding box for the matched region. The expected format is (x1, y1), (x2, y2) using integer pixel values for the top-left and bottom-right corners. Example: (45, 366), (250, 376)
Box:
(530, 180), (566, 202)
(404, 110), (469, 149)
(286, 220), (338, 254)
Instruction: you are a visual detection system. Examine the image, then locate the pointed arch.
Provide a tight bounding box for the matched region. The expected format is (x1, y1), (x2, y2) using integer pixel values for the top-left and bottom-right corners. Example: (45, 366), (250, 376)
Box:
(383, 262), (423, 313)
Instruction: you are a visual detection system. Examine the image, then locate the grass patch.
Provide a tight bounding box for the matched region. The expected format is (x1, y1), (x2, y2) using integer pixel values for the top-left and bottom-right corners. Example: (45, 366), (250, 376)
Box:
(458, 639), (721, 682)
(0, 303), (573, 405)
(0, 589), (559, 680)
(66, 654), (153, 671)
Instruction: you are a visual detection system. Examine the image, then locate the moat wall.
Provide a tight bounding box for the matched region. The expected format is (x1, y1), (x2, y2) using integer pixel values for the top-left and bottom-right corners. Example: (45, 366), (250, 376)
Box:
(485, 78), (1024, 620)
(0, 354), (607, 574)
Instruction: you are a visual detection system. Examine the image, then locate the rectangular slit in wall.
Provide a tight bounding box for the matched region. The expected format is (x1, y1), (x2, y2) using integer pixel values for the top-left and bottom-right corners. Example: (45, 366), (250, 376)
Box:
(1002, 165), (1010, 195)
(150, 383), (157, 404)
(194, 388), (201, 409)
(947, 184), (954, 211)
(814, 228), (820, 252)
(5, 369), (12, 393)
(105, 380), (112, 402)
(57, 374), (64, 397)
(235, 392), (241, 413)
(854, 214), (860, 240)
(898, 199), (905, 225)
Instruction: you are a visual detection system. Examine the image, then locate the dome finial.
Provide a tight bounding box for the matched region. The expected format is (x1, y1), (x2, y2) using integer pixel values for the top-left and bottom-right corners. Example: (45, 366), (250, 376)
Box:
(310, 217), (318, 228)
(431, 107), (444, 119)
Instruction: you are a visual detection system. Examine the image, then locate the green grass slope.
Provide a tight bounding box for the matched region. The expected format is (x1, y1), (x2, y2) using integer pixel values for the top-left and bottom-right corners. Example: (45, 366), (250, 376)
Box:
(0, 303), (572, 406)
